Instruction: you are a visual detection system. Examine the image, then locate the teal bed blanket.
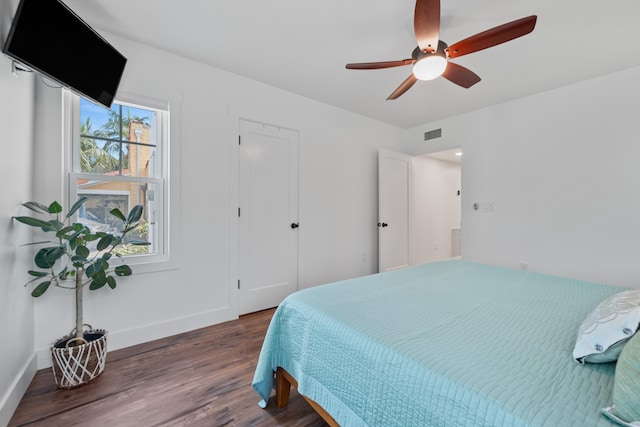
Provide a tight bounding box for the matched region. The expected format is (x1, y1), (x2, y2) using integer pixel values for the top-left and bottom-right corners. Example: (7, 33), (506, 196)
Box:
(252, 260), (623, 426)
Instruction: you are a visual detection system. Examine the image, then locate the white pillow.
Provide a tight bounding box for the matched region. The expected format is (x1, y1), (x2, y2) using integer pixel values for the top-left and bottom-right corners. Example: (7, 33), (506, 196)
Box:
(573, 290), (640, 364)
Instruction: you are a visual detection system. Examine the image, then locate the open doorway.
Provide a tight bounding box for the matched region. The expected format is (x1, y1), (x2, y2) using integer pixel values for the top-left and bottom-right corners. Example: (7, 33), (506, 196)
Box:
(377, 147), (462, 272)
(411, 147), (462, 264)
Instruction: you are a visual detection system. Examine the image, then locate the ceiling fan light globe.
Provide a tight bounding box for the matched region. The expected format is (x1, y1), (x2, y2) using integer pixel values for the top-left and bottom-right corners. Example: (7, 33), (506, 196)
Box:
(412, 56), (447, 80)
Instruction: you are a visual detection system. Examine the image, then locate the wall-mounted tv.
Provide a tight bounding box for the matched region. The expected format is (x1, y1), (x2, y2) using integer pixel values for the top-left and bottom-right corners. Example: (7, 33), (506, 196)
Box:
(2, 0), (127, 109)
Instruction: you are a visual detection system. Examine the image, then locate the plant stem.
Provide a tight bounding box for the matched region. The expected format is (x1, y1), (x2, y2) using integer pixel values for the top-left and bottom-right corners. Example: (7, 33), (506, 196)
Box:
(75, 270), (83, 341)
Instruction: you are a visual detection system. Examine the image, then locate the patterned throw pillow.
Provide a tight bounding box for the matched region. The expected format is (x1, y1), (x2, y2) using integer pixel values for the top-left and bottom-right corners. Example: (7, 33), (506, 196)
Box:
(602, 330), (640, 426)
(573, 290), (640, 364)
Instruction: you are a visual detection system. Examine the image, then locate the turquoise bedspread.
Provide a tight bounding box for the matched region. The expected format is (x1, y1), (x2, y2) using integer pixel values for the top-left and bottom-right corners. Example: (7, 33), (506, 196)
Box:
(252, 260), (624, 426)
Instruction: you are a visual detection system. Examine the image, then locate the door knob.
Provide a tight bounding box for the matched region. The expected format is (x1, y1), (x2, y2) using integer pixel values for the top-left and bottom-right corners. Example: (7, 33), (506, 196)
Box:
(291, 223), (299, 229)
(377, 222), (388, 228)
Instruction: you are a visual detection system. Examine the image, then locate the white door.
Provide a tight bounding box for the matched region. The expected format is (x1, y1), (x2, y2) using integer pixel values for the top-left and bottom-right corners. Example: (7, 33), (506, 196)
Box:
(378, 149), (411, 272)
(238, 119), (299, 314)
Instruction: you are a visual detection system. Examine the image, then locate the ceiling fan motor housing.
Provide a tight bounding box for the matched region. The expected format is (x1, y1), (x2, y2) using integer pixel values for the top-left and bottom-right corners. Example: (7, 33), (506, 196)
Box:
(412, 40), (448, 61)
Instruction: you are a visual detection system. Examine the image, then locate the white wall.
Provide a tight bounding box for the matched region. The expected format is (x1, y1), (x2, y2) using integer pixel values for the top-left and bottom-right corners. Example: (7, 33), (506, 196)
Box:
(0, 5), (38, 422)
(411, 156), (461, 264)
(404, 65), (640, 288)
(26, 32), (406, 370)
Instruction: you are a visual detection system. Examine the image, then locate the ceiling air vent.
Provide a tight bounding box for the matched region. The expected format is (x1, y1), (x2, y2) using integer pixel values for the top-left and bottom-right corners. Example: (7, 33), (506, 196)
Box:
(424, 128), (442, 141)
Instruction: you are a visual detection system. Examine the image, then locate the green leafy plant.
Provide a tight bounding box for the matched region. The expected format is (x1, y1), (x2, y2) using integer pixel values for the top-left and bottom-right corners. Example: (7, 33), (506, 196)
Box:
(13, 197), (149, 344)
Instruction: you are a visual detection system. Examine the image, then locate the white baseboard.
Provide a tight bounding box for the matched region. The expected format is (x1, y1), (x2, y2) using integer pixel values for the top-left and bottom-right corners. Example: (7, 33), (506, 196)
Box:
(0, 354), (37, 427)
(35, 306), (234, 369)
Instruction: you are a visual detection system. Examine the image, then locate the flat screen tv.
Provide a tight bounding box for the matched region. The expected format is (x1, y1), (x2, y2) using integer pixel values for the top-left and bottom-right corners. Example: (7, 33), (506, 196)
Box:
(2, 0), (127, 108)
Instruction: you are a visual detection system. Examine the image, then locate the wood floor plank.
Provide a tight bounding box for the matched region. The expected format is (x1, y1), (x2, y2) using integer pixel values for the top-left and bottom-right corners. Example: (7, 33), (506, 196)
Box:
(9, 308), (327, 427)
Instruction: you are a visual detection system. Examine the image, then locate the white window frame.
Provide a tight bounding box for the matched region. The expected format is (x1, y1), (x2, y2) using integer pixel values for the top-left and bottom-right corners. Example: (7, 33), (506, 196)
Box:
(67, 92), (172, 270)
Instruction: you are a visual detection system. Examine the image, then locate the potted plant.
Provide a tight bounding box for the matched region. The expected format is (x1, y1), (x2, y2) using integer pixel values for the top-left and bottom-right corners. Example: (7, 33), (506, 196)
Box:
(13, 197), (149, 388)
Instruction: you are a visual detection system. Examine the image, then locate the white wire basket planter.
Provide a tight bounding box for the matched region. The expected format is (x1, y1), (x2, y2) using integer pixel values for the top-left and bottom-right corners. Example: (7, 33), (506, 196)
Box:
(50, 326), (108, 389)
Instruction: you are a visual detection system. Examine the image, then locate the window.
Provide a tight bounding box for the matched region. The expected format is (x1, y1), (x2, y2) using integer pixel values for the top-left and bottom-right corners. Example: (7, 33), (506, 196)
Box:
(70, 96), (169, 264)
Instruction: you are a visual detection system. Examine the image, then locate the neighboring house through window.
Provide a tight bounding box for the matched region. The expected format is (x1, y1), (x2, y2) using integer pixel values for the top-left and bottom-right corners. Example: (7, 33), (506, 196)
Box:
(69, 95), (169, 265)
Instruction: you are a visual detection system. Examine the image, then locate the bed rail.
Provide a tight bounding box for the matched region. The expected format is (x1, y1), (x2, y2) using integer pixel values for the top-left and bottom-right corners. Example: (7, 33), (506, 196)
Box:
(275, 367), (340, 427)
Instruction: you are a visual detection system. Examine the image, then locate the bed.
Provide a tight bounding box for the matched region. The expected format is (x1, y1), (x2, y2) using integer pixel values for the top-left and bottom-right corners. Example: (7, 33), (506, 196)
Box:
(252, 260), (638, 426)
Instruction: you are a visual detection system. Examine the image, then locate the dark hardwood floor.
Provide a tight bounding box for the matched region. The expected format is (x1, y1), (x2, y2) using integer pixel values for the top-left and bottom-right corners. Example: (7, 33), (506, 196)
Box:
(9, 308), (327, 427)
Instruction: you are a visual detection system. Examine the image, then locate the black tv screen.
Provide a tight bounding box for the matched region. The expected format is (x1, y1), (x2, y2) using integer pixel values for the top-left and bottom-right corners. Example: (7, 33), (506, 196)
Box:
(2, 0), (127, 108)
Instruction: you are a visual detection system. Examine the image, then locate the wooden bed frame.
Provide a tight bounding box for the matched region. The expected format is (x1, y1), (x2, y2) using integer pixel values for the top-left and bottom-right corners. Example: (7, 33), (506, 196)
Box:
(275, 367), (339, 427)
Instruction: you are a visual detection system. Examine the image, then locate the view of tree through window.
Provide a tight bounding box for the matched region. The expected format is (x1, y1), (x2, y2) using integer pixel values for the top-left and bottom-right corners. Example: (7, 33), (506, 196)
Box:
(74, 98), (163, 257)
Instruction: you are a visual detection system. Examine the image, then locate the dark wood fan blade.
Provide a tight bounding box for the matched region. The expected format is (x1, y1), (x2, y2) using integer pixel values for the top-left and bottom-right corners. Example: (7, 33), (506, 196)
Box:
(387, 74), (418, 100)
(346, 59), (415, 70)
(447, 15), (537, 59)
(441, 62), (481, 88)
(414, 0), (440, 53)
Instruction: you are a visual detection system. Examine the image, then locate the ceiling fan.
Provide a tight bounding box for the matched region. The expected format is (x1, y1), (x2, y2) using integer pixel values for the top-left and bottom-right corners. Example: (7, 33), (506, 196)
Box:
(345, 0), (537, 100)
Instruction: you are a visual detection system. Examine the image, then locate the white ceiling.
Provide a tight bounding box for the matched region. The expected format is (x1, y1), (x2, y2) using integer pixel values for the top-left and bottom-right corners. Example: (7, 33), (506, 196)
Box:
(64, 0), (640, 129)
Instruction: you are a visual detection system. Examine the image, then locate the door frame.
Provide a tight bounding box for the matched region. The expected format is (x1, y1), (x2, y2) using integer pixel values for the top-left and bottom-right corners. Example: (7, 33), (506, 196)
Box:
(227, 105), (306, 318)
